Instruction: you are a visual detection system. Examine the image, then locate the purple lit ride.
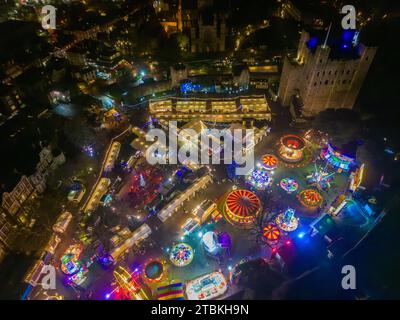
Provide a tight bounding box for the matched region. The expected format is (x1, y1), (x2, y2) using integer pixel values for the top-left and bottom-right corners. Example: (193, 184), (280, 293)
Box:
(321, 144), (355, 172)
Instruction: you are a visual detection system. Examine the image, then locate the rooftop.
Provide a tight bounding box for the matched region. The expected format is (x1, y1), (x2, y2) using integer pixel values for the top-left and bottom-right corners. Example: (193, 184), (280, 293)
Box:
(304, 26), (364, 60)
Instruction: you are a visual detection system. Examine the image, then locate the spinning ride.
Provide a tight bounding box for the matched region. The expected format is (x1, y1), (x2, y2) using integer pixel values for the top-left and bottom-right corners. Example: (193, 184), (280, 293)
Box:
(248, 169), (273, 190)
(60, 244), (88, 286)
(299, 189), (323, 208)
(276, 208), (299, 232)
(278, 135), (306, 163)
(144, 260), (164, 282)
(307, 164), (335, 190)
(280, 178), (299, 193)
(261, 154), (279, 170)
(170, 243), (194, 267)
(224, 189), (261, 227)
(321, 144), (355, 172)
(263, 224), (281, 242)
(111, 266), (149, 300)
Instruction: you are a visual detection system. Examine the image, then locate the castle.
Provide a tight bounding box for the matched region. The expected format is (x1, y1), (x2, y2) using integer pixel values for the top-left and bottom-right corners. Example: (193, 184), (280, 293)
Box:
(278, 28), (377, 116)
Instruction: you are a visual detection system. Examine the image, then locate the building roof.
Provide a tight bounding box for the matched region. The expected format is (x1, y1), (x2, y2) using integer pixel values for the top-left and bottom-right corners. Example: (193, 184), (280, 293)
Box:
(0, 114), (57, 192)
(232, 64), (248, 76)
(304, 26), (363, 60)
(180, 119), (208, 133)
(311, 213), (340, 238)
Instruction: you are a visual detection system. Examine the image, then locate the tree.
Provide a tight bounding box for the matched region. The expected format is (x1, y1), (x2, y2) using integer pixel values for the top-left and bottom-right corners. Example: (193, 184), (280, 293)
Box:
(312, 108), (362, 147)
(63, 115), (97, 150)
(248, 209), (274, 247)
(235, 258), (285, 299)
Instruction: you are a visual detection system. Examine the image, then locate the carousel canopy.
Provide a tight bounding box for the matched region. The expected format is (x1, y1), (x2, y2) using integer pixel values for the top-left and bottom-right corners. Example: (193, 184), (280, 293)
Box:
(226, 189), (261, 219)
(261, 154), (278, 169)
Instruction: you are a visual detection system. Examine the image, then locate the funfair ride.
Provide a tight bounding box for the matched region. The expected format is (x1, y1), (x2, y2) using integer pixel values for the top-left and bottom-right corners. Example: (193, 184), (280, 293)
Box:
(275, 208), (299, 232)
(224, 189), (262, 227)
(108, 266), (149, 300)
(278, 135), (306, 163)
(299, 189), (323, 208)
(306, 163), (335, 190)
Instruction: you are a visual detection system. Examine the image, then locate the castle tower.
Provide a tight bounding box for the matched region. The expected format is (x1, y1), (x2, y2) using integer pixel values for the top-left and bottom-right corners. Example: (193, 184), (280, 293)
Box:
(190, 12), (226, 53)
(278, 29), (377, 116)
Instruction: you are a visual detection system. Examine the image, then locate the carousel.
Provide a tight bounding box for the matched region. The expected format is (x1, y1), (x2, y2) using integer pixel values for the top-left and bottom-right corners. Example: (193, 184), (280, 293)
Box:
(261, 154), (279, 170)
(275, 208), (299, 232)
(224, 189), (262, 227)
(169, 243), (194, 267)
(143, 260), (164, 282)
(262, 223), (281, 243)
(299, 189), (323, 208)
(278, 134), (306, 163)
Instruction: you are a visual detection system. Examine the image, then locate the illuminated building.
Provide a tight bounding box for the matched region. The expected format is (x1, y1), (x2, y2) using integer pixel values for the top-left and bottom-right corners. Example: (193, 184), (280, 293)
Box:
(224, 189), (261, 227)
(277, 0), (302, 21)
(2, 145), (65, 225)
(104, 142), (121, 172)
(192, 200), (217, 223)
(110, 223), (152, 262)
(0, 210), (13, 262)
(149, 99), (173, 113)
(328, 193), (348, 216)
(349, 164), (365, 191)
(149, 95), (271, 122)
(278, 134), (306, 163)
(0, 84), (25, 121)
(211, 100), (237, 113)
(83, 178), (111, 213)
(278, 28), (377, 116)
(177, 100), (207, 113)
